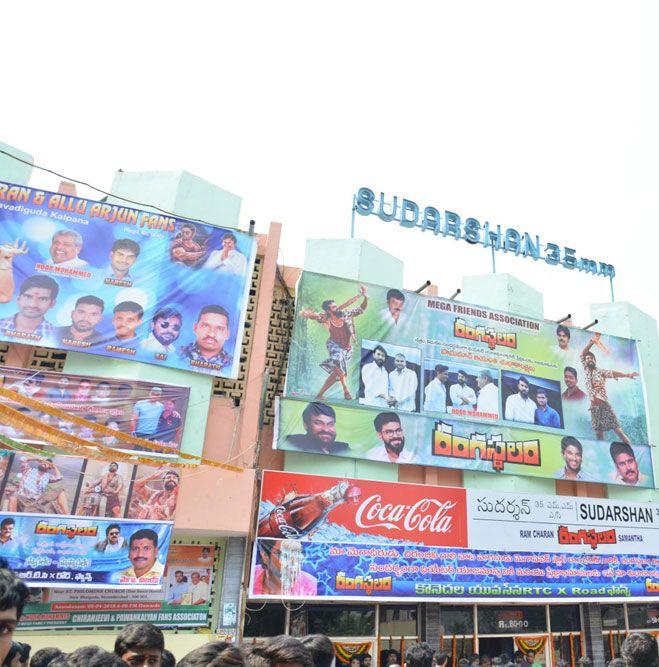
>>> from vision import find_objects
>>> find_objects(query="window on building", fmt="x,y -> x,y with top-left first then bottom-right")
600,605 -> 626,630
628,604 -> 659,630
244,602 -> 286,637
380,606 -> 418,637
550,605 -> 581,633
290,605 -> 376,637
477,606 -> 546,635
439,606 -> 474,636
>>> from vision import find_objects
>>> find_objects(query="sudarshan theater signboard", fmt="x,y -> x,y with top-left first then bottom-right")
249,471 -> 659,603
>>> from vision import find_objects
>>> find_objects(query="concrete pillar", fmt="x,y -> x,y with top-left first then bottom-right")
0,141 -> 33,185
219,536 -> 246,639
590,302 -> 659,503
62,170 -> 243,459
459,273 -> 555,494
582,603 -> 606,667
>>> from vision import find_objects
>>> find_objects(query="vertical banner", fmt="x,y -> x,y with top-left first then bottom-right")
0,182 -> 257,378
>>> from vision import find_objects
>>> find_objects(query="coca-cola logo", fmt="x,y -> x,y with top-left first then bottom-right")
354,494 -> 457,533
272,505 -> 301,539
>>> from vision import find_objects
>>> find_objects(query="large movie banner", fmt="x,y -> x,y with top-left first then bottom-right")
0,182 -> 257,378
275,397 -> 654,488
0,366 -> 189,454
21,544 -> 217,628
0,449 -> 180,588
249,471 -> 659,603
283,272 -> 651,479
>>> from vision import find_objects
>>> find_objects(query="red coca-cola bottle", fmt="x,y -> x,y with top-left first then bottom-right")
258,481 -> 361,539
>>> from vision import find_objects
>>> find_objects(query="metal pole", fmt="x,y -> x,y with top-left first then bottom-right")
350,195 -> 357,239
610,276 -> 615,303
490,243 -> 496,274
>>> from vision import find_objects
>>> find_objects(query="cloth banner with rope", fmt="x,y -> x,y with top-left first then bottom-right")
333,642 -> 373,664
514,636 -> 547,654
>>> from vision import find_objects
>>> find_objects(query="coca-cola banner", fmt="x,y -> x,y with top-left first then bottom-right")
284,271 -> 651,470
275,397 -> 654,488
250,471 -> 659,602
0,366 -> 189,454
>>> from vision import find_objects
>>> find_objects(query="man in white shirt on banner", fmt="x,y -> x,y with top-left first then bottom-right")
388,354 -> 418,412
379,289 -> 408,329
360,345 -> 391,408
424,364 -> 449,413
368,412 -> 415,464
190,571 -> 209,605
48,230 -> 89,269
449,370 -> 477,411
476,370 -> 499,417
504,375 -> 537,423
203,232 -> 247,275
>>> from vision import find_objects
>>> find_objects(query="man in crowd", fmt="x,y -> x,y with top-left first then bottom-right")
504,376 -> 537,424
56,295 -> 105,347
476,370 -> 499,416
285,402 -> 349,454
582,333 -> 639,444
179,305 -> 232,370
48,229 -> 89,268
114,622 -> 165,667
109,301 -> 143,347
0,275 -> 59,340
190,571 -> 209,605
177,642 -> 243,667
555,436 -> 589,481
122,530 -> 164,582
301,635 -> 334,667
388,353 -> 418,411
562,366 -> 587,402
449,369 -> 477,411
424,364 -> 449,413
621,632 -> 658,667
0,562 -> 29,664
203,232 -> 247,275
534,388 -> 561,427
167,570 -> 189,605
360,345 -> 391,408
369,412 -> 414,464
380,288 -> 407,329
433,652 -> 449,667
298,286 -> 368,400
95,524 -> 127,553
106,238 -> 140,283
131,387 -> 165,440
244,633 -> 313,667
406,643 -> 434,667
140,307 -> 183,355
610,442 -> 646,486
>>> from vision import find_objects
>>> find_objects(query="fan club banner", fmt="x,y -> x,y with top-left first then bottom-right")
0,366 -> 190,454
0,449 -> 180,589
284,271 -> 650,463
249,470 -> 659,602
20,544 -> 217,628
0,182 -> 257,378
275,397 -> 654,488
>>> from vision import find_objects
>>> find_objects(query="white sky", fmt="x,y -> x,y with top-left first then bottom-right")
2,1 -> 658,326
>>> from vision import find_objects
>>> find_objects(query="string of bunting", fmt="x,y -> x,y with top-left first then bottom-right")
0,387 -> 244,472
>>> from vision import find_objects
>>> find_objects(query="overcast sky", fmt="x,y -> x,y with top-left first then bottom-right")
2,1 -> 658,327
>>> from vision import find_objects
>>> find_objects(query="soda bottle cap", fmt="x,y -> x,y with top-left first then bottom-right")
345,484 -> 362,504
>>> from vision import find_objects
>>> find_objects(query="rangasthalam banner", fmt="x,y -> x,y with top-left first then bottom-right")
275,396 -> 654,488
0,366 -> 189,454
21,544 -> 217,628
0,449 -> 180,588
0,182 -> 256,378
285,272 -> 649,447
250,470 -> 659,602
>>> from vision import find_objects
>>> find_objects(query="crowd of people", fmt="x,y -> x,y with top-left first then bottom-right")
0,557 -> 657,667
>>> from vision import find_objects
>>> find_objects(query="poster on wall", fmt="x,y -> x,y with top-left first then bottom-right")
275,397 -> 654,488
0,182 -> 257,378
20,544 -> 218,628
282,271 -> 651,482
0,449 -> 179,588
249,470 -> 659,603
0,366 -> 190,454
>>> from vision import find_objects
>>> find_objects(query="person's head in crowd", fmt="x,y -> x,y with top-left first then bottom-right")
406,643 -> 434,667
524,652 -> 535,665
150,308 -> 182,348
299,638 -> 334,667
556,324 -> 571,349
4,640 -> 30,666
513,653 -> 524,665
0,560 -> 30,664
112,301 -> 143,341
386,651 -> 401,666
301,402 -> 337,446
362,655 -> 372,667
29,646 -> 64,667
468,654 -> 480,667
349,658 -> 361,667
433,652 -> 449,667
386,289 -> 405,321
577,658 -> 592,667
159,650 -> 176,667
498,654 -> 510,665
621,632 -> 659,667
51,646 -> 126,666
114,623 -> 164,666
607,660 -> 624,667
177,643 -> 244,667
457,660 -> 470,667
109,239 -> 141,279
491,659 -> 502,667
481,657 -> 492,667
610,441 -> 641,485
244,635 -> 313,667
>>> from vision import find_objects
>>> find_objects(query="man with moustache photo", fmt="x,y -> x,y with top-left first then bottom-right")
285,402 -> 350,454
504,375 -> 537,424
56,295 -> 105,347
140,306 -> 183,355
368,412 -> 414,464
179,304 -> 232,370
121,529 -> 164,582
360,344 -> 391,408
133,470 -> 180,521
